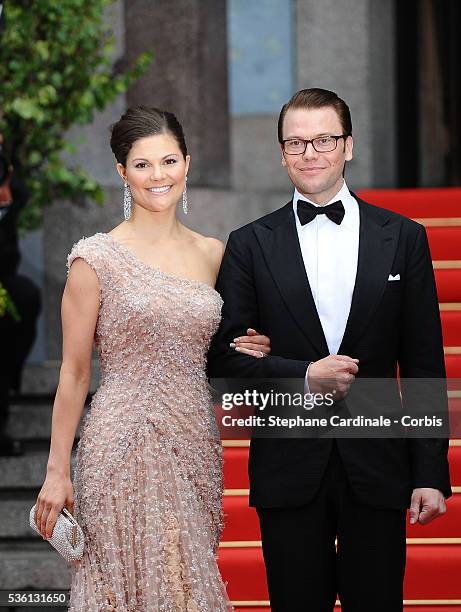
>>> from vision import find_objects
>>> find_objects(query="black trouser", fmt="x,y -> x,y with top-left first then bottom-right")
0,273 -> 41,432
257,443 -> 407,612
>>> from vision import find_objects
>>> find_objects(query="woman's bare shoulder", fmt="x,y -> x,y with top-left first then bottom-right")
189,231 -> 224,260
181,228 -> 224,276
67,255 -> 99,283
202,235 -> 225,258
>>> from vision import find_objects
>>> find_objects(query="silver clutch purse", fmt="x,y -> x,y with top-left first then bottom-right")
29,504 -> 84,562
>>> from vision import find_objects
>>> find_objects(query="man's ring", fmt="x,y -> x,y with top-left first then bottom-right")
258,351 -> 266,358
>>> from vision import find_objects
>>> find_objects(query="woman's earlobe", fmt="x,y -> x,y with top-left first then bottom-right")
116,162 -> 127,182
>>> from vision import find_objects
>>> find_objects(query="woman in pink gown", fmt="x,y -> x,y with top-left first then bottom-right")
33,107 -> 270,611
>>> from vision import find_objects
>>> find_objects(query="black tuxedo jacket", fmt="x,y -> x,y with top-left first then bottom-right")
207,196 -> 452,510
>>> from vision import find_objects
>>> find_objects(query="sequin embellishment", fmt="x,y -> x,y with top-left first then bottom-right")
66,233 -> 232,611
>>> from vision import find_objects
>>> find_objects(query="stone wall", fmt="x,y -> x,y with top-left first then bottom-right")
36,0 -> 397,364
294,0 -> 396,188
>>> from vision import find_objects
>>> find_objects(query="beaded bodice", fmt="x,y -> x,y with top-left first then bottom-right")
67,233 -> 224,522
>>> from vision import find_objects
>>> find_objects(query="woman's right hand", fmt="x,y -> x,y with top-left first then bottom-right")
34,472 -> 74,540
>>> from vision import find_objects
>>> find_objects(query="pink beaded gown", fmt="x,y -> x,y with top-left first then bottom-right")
66,233 -> 231,611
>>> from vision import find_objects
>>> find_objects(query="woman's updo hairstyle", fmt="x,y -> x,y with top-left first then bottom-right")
110,106 -> 187,166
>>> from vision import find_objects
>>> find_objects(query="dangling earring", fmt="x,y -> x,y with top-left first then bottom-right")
182,176 -> 188,215
123,182 -> 132,220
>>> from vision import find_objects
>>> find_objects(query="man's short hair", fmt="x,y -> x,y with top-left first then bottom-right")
278,88 -> 352,143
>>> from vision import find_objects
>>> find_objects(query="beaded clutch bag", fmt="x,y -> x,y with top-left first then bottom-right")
29,504 -> 84,562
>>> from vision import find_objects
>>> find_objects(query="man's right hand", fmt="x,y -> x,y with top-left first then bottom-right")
308,354 -> 359,398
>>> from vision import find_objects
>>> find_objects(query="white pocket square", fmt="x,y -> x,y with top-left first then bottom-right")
388,274 -> 400,281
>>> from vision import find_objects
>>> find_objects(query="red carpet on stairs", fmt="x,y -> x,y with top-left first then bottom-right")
233,607 -> 461,611
441,311 -> 461,345
435,269 -> 461,302
221,441 -> 461,607
222,445 -> 461,495
221,188 -> 461,610
357,187 -> 461,218
426,227 -> 461,261
221,488 -> 461,542
445,356 -> 461,378
449,399 -> 461,438
218,543 -> 461,600
223,447 -> 250,489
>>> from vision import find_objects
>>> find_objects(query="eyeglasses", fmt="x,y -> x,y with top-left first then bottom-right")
282,134 -> 350,155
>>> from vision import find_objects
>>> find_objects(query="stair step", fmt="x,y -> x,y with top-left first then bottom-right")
223,497 -> 260,542
357,188 -> 461,219
399,608 -> 461,612
446,356 -> 461,378
4,491 -> 461,547
0,499 -> 36,539
223,446 -> 461,491
221,494 -> 461,542
449,446 -> 461,486
442,311 -> 461,345
0,607 -> 67,612
435,268 -> 461,302
449,399 -> 461,439
218,545 -> 461,600
218,548 -> 268,601
224,448 -> 250,489
5,405 -> 86,441
235,607 -> 461,611
2,446 -> 457,525
234,608 -> 269,611
0,543 -> 70,590
426,227 -> 461,261
20,361 -> 100,396
0,451 -> 76,489
405,545 -> 461,599
1,545 -> 460,607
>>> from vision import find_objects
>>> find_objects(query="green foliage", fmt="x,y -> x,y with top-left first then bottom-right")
0,282 -> 20,321
0,1 -> 152,230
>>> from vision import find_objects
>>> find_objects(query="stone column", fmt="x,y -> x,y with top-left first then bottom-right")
43,0 -> 127,361
294,0 -> 396,189
124,0 -> 230,187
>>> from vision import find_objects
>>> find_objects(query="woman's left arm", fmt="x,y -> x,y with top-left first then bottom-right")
207,237 -> 271,360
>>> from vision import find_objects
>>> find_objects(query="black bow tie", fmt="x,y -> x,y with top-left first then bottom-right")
297,199 -> 345,226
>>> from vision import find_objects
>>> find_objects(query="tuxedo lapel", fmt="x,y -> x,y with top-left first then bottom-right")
338,198 -> 401,354
254,203 -> 329,357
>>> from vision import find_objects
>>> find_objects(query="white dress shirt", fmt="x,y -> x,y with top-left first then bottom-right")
293,179 -> 360,357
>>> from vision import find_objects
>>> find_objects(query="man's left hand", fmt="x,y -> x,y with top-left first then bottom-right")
409,487 -> 446,525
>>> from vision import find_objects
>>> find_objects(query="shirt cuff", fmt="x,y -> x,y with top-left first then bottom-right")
304,362 -> 313,394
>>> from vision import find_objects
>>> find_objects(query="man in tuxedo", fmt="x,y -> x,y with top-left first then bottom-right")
207,88 -> 451,611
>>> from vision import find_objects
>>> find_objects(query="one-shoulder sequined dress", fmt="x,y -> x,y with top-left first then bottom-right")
66,233 -> 231,611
